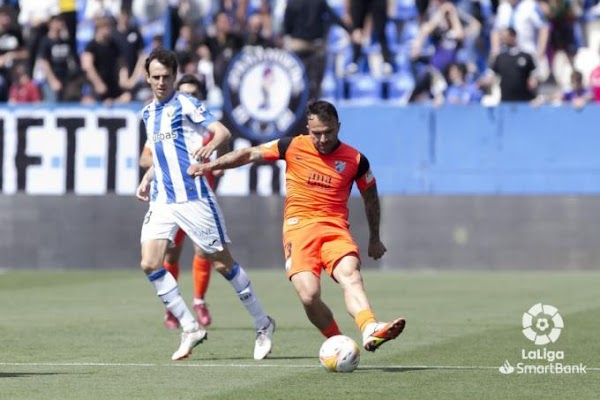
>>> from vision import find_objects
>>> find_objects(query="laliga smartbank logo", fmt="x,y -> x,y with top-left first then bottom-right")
499,303 -> 587,375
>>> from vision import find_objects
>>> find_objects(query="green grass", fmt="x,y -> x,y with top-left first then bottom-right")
1,269 -> 599,399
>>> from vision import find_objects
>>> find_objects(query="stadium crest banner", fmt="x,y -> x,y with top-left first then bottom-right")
222,47 -> 309,142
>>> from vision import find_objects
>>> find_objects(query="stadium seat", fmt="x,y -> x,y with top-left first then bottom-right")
320,71 -> 343,101
342,73 -> 382,101
382,71 -> 414,102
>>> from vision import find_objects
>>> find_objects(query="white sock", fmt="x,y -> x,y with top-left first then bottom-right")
147,268 -> 198,332
225,263 -> 269,329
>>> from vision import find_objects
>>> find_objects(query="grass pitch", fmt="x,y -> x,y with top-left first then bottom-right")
0,269 -> 598,399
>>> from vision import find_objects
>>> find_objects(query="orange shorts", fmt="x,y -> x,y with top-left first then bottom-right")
282,222 -> 360,279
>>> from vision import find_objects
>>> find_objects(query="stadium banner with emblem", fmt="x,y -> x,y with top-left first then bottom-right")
221,47 -> 309,142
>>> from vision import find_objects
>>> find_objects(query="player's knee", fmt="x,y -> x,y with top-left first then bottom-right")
297,288 -> 321,307
140,259 -> 162,273
212,260 -> 230,276
207,248 -> 235,276
336,267 -> 363,288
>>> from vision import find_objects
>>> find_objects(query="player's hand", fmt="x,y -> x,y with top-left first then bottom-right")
212,169 -> 224,177
187,164 -> 207,177
136,179 -> 150,202
368,239 -> 387,260
192,143 -> 216,162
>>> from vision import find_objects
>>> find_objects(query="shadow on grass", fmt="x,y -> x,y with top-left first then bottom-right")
0,372 -> 68,378
358,366 -> 441,373
201,355 -> 314,361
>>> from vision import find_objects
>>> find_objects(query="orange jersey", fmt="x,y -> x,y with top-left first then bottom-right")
259,135 -> 376,231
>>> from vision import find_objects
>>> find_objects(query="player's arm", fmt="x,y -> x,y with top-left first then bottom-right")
139,145 -> 152,169
192,120 -> 232,161
136,165 -> 154,202
188,146 -> 265,177
356,154 -> 387,260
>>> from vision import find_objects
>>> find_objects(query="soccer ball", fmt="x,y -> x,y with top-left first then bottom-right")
319,335 -> 360,373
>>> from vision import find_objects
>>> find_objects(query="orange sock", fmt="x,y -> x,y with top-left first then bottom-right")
321,320 -> 342,338
192,255 -> 211,300
163,261 -> 179,281
355,309 -> 377,333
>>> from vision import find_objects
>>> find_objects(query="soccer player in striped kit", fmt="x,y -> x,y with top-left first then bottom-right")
136,48 -> 275,361
140,74 -> 219,330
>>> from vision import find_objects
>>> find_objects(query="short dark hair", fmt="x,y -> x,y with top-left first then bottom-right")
306,100 -> 339,124
177,74 -> 202,89
144,47 -> 178,75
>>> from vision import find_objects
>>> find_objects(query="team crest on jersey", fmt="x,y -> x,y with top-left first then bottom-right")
335,161 -> 346,173
190,105 -> 206,123
222,47 -> 309,142
164,105 -> 175,119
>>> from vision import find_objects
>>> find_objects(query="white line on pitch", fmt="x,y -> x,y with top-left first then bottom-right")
0,362 -> 598,371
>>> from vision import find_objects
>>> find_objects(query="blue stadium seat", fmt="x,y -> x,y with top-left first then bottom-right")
327,25 -> 350,54
320,71 -> 343,101
343,73 -> 382,101
327,0 -> 346,16
383,72 -> 414,101
393,0 -> 418,21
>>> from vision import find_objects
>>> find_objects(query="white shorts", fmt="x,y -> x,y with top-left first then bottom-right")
140,198 -> 231,254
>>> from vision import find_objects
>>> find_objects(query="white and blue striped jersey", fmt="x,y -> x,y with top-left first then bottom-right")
142,92 -> 218,204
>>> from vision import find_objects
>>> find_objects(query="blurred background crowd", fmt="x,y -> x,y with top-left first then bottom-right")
1,0 -> 600,107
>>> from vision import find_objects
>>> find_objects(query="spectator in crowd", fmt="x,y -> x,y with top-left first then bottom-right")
17,0 -> 59,77
0,5 -> 28,102
175,23 -> 199,55
8,61 -> 41,103
36,15 -> 82,102
443,61 -> 483,104
491,0 -> 550,81
485,27 -> 538,102
84,0 -> 122,20
555,70 -> 593,107
344,0 -> 394,76
113,8 -> 146,100
81,16 -> 130,104
202,11 -> 244,88
283,0 -> 349,100
543,0 -> 580,89
220,0 -> 249,32
245,12 -> 273,48
588,46 -> 600,102
195,42 -> 218,103
58,0 -> 78,61
580,0 -> 600,50
164,0 -> 211,50
409,0 -> 475,102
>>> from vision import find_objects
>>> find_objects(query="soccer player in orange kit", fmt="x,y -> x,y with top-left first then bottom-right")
187,100 -> 405,351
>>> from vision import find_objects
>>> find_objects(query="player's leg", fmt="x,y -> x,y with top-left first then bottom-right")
290,271 -> 342,338
207,246 -> 275,360
162,229 -> 186,329
348,0 -> 369,70
323,226 -> 406,352
140,206 -> 206,360
285,227 -> 342,338
174,198 -> 274,360
191,244 -> 212,327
